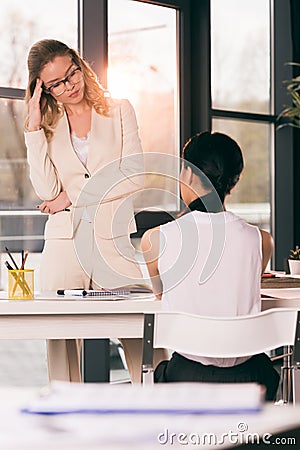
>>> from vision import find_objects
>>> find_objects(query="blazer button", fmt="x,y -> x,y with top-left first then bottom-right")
84,173 -> 90,179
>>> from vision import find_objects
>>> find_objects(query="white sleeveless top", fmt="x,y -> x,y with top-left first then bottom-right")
158,210 -> 262,367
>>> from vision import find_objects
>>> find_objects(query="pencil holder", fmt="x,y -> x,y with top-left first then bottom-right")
8,269 -> 34,300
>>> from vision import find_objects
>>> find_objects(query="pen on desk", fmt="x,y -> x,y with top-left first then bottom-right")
5,246 -> 19,269
57,289 -> 129,297
57,289 -> 87,296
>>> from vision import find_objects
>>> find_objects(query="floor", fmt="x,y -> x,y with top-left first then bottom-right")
0,338 -> 130,387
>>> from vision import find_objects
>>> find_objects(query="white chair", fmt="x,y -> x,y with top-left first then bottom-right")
141,308 -> 300,403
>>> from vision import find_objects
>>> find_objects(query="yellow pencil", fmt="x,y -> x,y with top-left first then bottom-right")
11,250 -> 30,296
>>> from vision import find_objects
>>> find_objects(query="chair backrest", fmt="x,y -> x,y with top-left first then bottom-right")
151,307 -> 299,358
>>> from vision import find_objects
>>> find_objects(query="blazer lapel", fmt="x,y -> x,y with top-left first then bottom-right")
87,107 -> 121,174
53,110 -> 87,173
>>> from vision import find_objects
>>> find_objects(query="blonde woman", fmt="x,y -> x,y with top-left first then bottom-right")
24,39 -> 165,383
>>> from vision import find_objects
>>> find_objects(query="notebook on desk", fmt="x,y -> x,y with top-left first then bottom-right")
56,284 -> 153,299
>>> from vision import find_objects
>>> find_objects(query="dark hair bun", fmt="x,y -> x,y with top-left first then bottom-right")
182,131 -> 244,201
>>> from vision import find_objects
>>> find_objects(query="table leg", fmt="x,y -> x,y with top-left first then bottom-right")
83,339 -> 110,382
282,345 -> 292,403
293,367 -> 300,404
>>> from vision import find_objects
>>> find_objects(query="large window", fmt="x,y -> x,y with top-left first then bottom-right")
211,0 -> 270,114
108,0 -> 180,212
211,0 -> 272,232
0,0 -> 78,254
0,0 -> 77,89
0,0 -> 77,209
212,118 -> 271,230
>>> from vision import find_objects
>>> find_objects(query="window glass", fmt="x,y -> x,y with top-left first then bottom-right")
0,98 -> 47,252
0,99 -> 38,209
0,0 -> 77,88
108,0 -> 179,211
211,0 -> 270,114
212,118 -> 271,232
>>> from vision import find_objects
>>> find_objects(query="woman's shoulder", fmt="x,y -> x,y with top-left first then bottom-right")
107,97 -> 132,110
105,97 -> 136,118
141,226 -> 160,258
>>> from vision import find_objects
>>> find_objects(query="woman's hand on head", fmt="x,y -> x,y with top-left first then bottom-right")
37,191 -> 72,215
27,78 -> 43,132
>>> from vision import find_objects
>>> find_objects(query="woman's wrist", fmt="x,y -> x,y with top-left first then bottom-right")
25,125 -> 42,132
25,120 -> 42,132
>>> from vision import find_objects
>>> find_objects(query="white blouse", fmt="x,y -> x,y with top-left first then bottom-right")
71,131 -> 91,222
71,131 -> 91,167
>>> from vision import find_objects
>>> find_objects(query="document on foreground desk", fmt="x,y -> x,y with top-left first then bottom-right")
21,381 -> 264,415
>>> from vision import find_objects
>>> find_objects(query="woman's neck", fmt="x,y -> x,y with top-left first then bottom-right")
64,100 -> 90,117
188,192 -> 224,213
65,102 -> 92,138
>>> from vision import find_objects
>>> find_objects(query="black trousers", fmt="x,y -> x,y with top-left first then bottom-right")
154,352 -> 280,401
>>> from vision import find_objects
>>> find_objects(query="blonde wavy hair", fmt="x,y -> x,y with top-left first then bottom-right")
25,39 -> 111,142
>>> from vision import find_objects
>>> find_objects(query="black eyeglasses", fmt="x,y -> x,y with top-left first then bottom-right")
43,67 -> 83,96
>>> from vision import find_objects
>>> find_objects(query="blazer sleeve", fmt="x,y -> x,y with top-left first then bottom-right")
118,99 -> 144,191
25,129 -> 62,201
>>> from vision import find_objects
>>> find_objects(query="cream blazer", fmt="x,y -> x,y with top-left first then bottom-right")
25,99 -> 144,241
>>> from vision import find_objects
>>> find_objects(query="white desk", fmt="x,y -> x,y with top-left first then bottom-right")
0,291 -> 163,382
1,289 -> 299,339
1,386 -> 300,450
0,291 -> 162,340
1,290 -> 299,385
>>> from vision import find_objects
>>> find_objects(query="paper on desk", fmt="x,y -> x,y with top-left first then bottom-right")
275,274 -> 300,279
261,287 -> 300,299
21,381 -> 263,415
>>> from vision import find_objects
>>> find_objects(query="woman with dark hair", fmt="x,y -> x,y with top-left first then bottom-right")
24,39 -> 166,383
141,131 -> 279,401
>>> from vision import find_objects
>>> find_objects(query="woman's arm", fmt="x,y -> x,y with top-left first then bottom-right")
25,79 -> 61,200
37,191 -> 72,214
141,227 -> 163,300
260,229 -> 274,274
118,99 -> 144,194
26,131 -> 62,200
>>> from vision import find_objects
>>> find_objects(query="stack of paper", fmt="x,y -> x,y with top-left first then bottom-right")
21,381 -> 264,415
